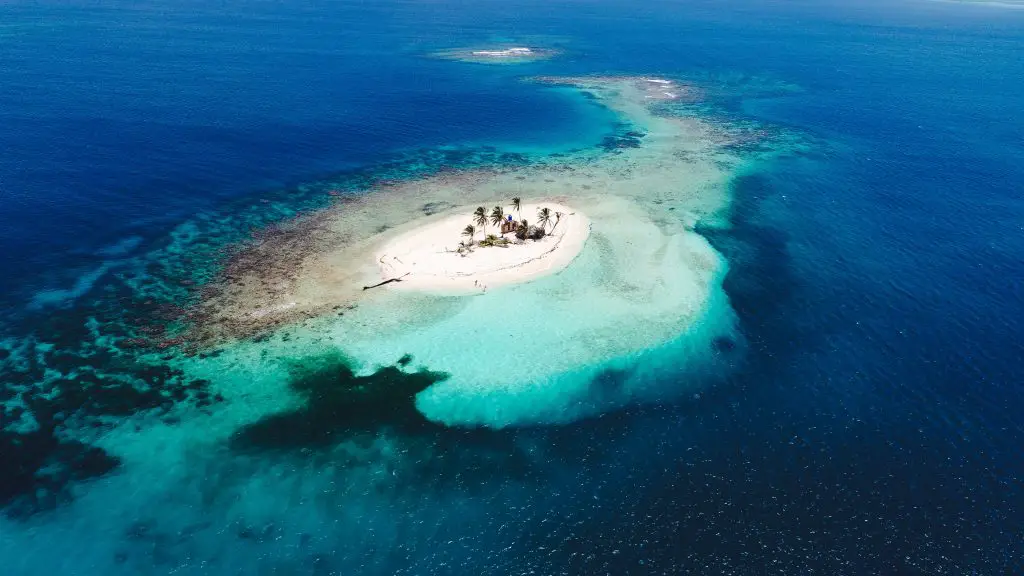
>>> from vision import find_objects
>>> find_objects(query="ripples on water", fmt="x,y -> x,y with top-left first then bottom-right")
1,0 -> 1022,574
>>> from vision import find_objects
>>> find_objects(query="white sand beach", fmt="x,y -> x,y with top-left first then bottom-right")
375,202 -> 588,294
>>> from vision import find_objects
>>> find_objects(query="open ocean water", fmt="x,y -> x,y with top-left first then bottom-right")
1,0 -> 1022,574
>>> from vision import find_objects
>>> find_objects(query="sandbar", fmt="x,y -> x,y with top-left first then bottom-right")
430,46 -> 559,64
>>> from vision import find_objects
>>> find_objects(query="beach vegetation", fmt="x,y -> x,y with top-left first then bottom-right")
549,211 -> 563,234
490,206 -> 505,230
473,206 -> 488,233
537,207 -> 552,231
514,219 -> 545,241
478,234 -> 511,247
461,204 -> 553,248
514,219 -> 529,240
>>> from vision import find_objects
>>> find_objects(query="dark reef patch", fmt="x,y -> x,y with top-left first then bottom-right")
598,125 -> 646,152
0,430 -> 120,519
697,172 -> 811,376
228,352 -> 540,492
231,353 -> 449,450
421,201 -> 455,216
1,262 -> 214,518
711,335 -> 736,353
585,366 -> 636,406
1,144 -> 554,518
1,350 -> 212,518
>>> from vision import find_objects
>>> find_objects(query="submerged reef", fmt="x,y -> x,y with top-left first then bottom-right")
0,336 -> 214,517
1,425 -> 119,519
0,74 -> 792,518
226,352 -> 540,496
600,129 -> 646,151
177,75 -> 775,428
182,76 -> 758,347
0,143 -> 534,517
231,353 -> 449,450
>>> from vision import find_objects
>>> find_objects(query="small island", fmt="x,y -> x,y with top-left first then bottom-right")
430,46 -> 559,64
375,198 -> 588,293
180,74 -> 744,348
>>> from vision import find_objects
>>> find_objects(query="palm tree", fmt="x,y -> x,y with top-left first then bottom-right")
512,197 -> 522,218
473,206 -> 488,234
462,224 -> 476,244
490,205 -> 505,232
536,207 -> 552,231
549,211 -> 563,234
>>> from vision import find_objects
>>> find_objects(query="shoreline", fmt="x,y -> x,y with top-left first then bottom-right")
375,202 -> 589,294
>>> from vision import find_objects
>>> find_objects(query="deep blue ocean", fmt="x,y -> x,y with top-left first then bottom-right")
1,0 -> 1022,574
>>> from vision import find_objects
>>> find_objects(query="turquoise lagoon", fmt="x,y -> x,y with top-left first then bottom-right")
2,0 -> 1021,574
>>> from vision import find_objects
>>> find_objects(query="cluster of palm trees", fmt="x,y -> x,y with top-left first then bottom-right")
461,197 -> 562,246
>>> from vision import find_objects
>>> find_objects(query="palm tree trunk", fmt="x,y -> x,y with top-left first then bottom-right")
549,217 -> 561,235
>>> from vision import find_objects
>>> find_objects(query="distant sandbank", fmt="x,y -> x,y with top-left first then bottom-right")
430,45 -> 559,64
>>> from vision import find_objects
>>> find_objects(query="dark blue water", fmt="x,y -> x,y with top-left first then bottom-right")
1,0 -> 1022,573
0,0 -> 613,304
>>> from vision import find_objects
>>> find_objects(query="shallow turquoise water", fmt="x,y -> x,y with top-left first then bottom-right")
1,0 -> 1022,574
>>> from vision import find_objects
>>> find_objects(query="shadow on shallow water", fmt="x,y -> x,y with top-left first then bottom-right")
0,145 -> 545,520
230,353 -> 449,450
227,352 -> 549,492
